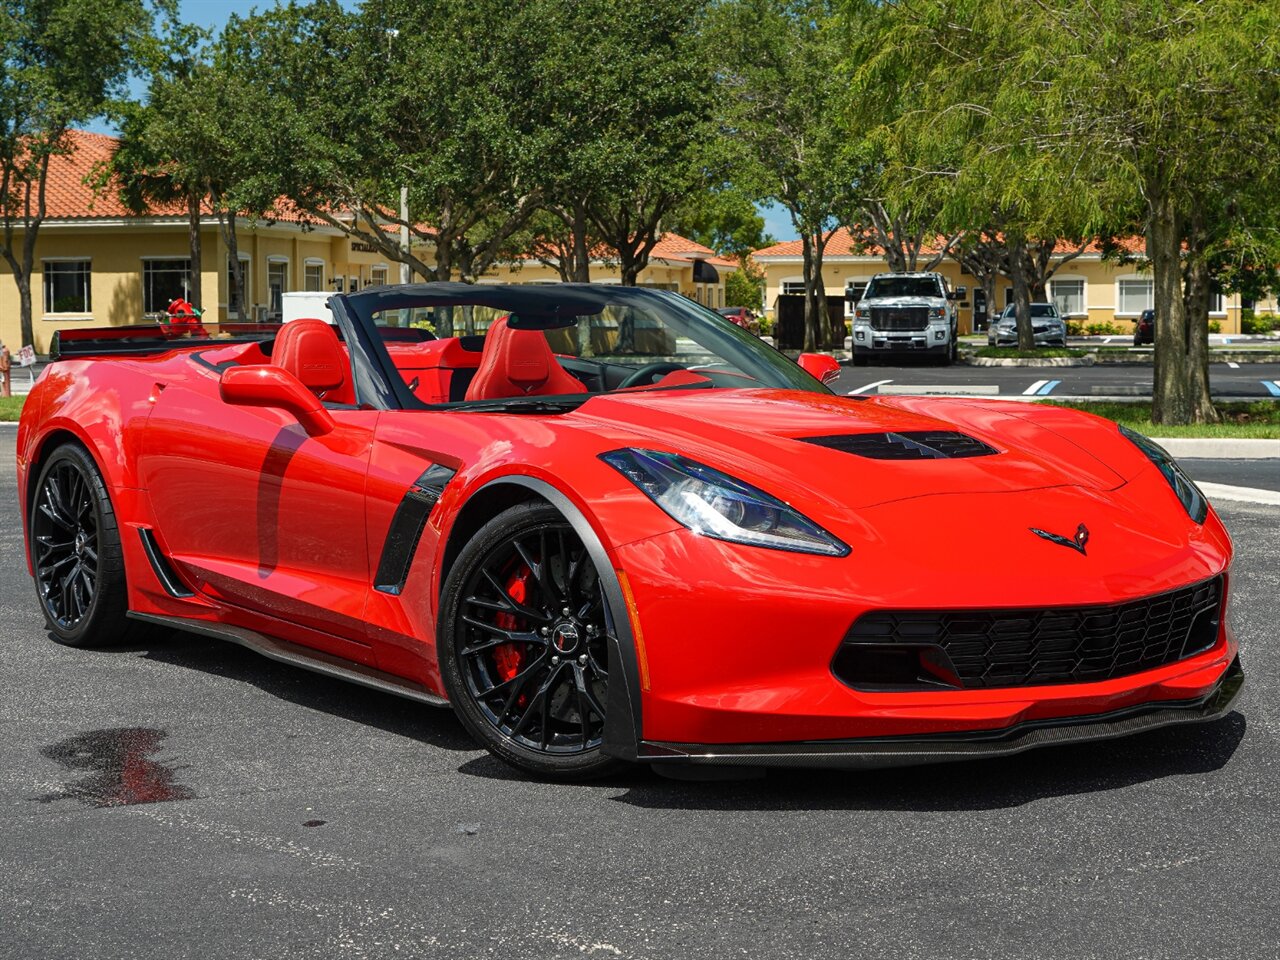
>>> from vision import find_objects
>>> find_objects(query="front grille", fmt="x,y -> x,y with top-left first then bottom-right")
833,576 -> 1223,690
869,306 -> 930,332
802,431 -> 998,460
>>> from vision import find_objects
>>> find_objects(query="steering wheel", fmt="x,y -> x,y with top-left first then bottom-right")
617,362 -> 687,389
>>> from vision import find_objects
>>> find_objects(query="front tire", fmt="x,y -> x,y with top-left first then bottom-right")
29,443 -> 134,647
439,502 -> 623,780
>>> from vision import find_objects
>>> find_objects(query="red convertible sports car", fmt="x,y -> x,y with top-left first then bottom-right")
18,283 -> 1241,779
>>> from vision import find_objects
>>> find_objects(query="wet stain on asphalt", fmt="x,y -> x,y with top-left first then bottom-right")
302,819 -> 326,828
34,728 -> 195,808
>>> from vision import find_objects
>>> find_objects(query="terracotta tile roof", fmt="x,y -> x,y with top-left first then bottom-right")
43,129 -> 316,224
523,231 -> 737,270
754,227 -> 1143,259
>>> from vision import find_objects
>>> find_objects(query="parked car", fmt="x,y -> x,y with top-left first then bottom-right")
988,302 -> 1068,348
1134,308 -> 1155,346
851,271 -> 960,366
21,283 -> 1240,780
716,306 -> 760,334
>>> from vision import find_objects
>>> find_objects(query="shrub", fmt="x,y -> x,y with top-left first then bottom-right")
1066,320 -> 1085,336
1085,321 -> 1124,336
1241,313 -> 1279,335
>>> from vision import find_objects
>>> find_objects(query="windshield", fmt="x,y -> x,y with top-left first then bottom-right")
863,277 -> 945,299
341,284 -> 827,410
1000,304 -> 1060,319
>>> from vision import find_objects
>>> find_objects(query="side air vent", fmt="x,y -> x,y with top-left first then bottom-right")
801,431 -> 998,460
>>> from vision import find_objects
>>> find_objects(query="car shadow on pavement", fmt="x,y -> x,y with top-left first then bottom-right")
604,713 -> 1248,812
137,628 -> 478,753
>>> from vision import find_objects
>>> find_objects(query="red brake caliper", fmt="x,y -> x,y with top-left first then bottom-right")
492,566 -> 532,685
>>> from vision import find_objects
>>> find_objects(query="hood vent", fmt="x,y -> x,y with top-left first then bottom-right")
801,431 -> 999,460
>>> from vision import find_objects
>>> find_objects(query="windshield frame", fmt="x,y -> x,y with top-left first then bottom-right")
335,282 -> 831,412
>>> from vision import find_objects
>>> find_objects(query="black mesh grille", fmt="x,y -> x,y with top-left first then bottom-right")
802,431 -> 998,460
835,577 -> 1224,690
870,306 -> 930,331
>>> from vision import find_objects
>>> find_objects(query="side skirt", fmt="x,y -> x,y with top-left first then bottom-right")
128,611 -> 451,708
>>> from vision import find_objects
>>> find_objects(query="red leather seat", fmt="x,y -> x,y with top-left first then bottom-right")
272,319 -> 356,405
465,317 -> 586,401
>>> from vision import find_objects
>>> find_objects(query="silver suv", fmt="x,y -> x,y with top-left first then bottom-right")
851,272 -> 959,366
988,303 -> 1067,348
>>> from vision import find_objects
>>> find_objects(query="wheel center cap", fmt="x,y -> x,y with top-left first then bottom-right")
551,620 -> 581,655
74,531 -> 87,556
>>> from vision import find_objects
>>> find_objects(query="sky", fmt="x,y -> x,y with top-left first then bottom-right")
92,0 -> 799,242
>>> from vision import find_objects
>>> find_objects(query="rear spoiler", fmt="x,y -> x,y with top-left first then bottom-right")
50,322 -> 284,360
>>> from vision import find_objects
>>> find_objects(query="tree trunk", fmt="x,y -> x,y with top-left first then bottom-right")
1183,210 -> 1219,424
220,214 -> 246,320
812,235 -> 832,350
16,271 -> 33,351
187,191 -> 203,311
801,232 -> 818,352
1007,234 -> 1034,351
571,203 -> 591,282
1149,192 -> 1192,425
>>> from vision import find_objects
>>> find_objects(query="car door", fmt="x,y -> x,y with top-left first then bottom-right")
139,377 -> 378,665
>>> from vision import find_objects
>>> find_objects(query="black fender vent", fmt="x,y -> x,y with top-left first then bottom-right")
801,431 -> 998,460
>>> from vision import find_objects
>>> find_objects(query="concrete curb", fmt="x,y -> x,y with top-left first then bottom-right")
1199,481 -> 1280,506
1153,438 -> 1280,459
964,355 -> 1094,367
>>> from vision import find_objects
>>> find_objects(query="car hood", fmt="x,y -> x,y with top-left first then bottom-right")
567,389 -> 1127,515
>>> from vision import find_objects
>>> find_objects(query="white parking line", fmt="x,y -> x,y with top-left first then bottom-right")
1227,361 -> 1240,369
1198,482 -> 1280,507
1023,379 -> 1049,395
847,379 -> 892,395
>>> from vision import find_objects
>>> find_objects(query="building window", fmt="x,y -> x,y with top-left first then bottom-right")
228,257 -> 250,318
781,280 -> 805,295
43,260 -> 91,314
267,260 -> 288,319
1050,278 -> 1085,316
143,259 -> 192,315
1209,291 -> 1225,314
370,266 -> 388,287
1118,278 -> 1154,315
304,262 -> 324,292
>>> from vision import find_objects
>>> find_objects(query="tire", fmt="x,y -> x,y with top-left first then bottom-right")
29,442 -> 138,648
851,353 -> 869,367
439,501 -> 623,780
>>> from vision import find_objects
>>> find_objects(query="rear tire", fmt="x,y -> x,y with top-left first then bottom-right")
29,443 -> 137,648
439,502 -> 624,780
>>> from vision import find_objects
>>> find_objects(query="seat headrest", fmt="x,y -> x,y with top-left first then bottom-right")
274,319 -> 345,392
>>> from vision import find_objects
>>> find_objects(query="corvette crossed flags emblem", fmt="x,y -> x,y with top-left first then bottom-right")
1030,523 -> 1090,556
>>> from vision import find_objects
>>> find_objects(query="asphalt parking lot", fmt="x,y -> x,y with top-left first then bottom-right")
1,432 -> 1277,959
832,360 -> 1280,400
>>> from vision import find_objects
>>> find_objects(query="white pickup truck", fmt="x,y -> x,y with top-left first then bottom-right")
850,272 -> 960,366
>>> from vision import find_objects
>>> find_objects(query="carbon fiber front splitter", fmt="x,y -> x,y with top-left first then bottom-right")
639,657 -> 1244,770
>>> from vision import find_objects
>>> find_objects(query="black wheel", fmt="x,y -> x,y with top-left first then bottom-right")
30,443 -> 135,647
439,502 -> 623,780
851,353 -> 868,367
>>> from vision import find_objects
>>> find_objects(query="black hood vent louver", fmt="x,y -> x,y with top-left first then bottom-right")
801,431 -> 999,460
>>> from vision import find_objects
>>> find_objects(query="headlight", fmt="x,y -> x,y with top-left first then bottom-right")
929,307 -> 946,319
600,448 -> 850,556
1119,425 -> 1208,523
855,307 -> 870,320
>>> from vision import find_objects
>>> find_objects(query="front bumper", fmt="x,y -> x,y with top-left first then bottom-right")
639,657 -> 1243,769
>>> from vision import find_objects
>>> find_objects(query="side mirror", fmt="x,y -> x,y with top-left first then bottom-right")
797,352 -> 841,385
947,290 -> 963,300
219,365 -> 336,437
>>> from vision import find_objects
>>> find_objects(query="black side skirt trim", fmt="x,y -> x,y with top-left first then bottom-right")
641,657 -> 1244,769
127,611 -> 450,707
374,464 -> 456,595
137,528 -> 195,598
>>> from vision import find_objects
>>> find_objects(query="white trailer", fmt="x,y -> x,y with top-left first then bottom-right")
281,291 -> 335,324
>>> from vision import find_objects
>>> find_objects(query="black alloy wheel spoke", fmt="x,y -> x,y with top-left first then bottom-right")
34,463 -> 100,629
459,522 -> 611,755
